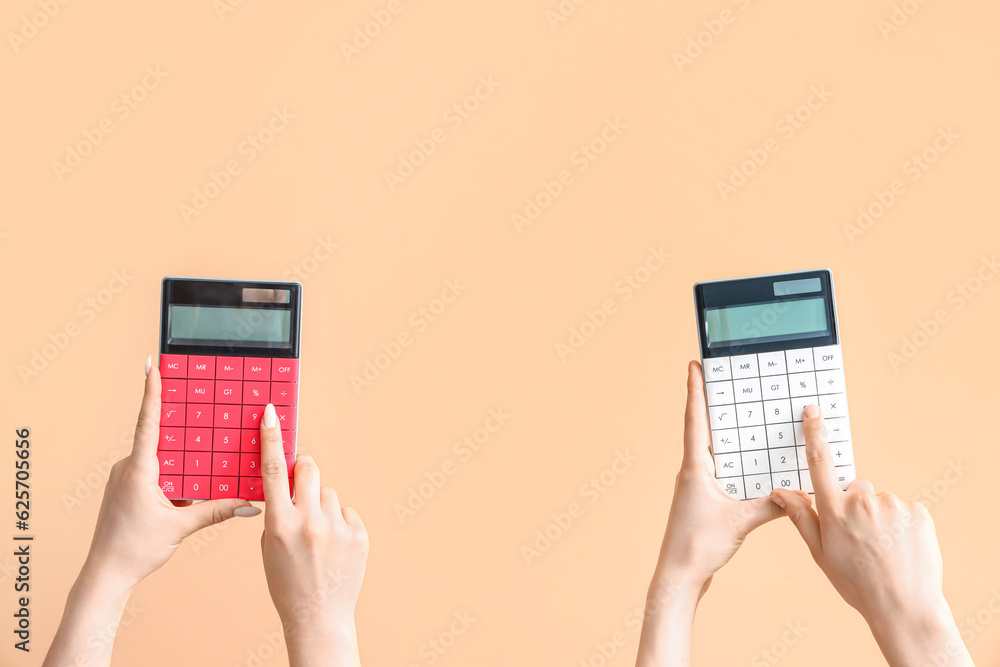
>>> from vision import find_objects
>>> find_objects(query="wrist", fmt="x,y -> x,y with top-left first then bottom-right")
866,596 -> 971,667
72,558 -> 136,607
283,617 -> 360,667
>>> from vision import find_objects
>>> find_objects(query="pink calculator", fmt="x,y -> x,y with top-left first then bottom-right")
156,277 -> 302,501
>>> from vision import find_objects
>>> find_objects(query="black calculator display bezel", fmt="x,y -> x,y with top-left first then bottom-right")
694,269 -> 838,359
159,277 -> 302,358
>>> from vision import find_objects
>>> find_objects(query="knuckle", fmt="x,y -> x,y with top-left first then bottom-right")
805,447 -> 826,465
261,461 -> 285,478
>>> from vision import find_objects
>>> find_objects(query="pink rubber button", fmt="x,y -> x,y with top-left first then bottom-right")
216,357 -> 244,380
187,379 -> 214,403
241,430 -> 261,453
184,428 -> 213,451
269,382 -> 296,406
157,452 -> 183,475
185,405 -> 214,427
184,452 -> 211,475
212,452 -> 238,476
274,406 -> 297,431
215,405 -> 240,428
271,359 -> 299,381
187,356 -> 216,379
242,405 -> 264,428
213,429 -> 240,451
159,427 -> 184,450
244,358 -> 271,381
243,381 -> 269,404
240,453 -> 261,476
215,380 -> 241,404
282,431 -> 296,455
184,476 -> 210,499
158,476 -> 182,498
239,477 -> 264,501
161,404 -> 185,427
210,477 -> 239,499
159,354 -> 187,378
161,379 -> 186,403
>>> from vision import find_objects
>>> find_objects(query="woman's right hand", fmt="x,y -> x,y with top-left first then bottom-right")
259,403 -> 369,667
771,405 -> 974,667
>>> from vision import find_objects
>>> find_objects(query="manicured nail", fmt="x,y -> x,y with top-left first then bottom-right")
263,403 -> 277,428
145,355 -> 152,376
803,404 -> 819,419
234,506 -> 261,518
770,493 -> 786,509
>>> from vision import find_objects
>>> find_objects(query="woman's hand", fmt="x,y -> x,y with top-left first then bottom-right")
44,357 -> 258,667
260,403 -> 369,667
635,361 -> 795,667
83,358 -> 259,590
652,360 -> 792,593
770,405 -> 974,667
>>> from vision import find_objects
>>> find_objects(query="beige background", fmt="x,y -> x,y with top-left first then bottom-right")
2,1 -> 999,665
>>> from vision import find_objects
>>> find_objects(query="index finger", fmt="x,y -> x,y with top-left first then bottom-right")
260,403 -> 293,512
802,404 -> 842,514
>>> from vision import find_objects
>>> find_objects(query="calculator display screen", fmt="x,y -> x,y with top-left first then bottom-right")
168,305 -> 291,345
705,297 -> 828,347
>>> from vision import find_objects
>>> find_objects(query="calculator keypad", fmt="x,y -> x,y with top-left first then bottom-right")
706,345 -> 855,500
157,354 -> 297,501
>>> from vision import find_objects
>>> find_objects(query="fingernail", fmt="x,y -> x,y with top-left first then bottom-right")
234,506 -> 261,518
263,403 -> 277,428
803,404 -> 819,419
771,494 -> 786,509
145,355 -> 152,376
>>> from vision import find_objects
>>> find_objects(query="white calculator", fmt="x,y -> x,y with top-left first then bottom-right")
693,269 -> 856,500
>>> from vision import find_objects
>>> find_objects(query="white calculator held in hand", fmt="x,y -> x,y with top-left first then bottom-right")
693,269 -> 856,500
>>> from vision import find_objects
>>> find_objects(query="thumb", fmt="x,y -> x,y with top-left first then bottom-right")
733,495 -> 786,535
179,499 -> 260,535
770,489 -> 822,560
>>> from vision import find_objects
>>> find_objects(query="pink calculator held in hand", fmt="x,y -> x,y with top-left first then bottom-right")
156,277 -> 302,502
